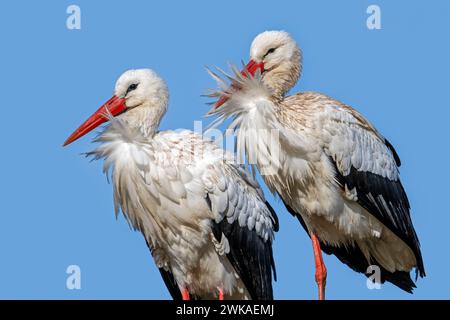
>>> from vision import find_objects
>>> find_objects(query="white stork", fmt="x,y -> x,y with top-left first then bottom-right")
63,68 -> 279,300
208,30 -> 425,299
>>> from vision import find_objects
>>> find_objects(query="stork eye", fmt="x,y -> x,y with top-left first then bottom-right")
264,48 -> 276,57
126,83 -> 139,95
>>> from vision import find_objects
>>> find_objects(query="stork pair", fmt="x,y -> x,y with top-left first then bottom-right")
64,31 -> 425,300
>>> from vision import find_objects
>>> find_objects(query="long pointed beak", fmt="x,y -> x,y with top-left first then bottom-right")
214,59 -> 264,108
63,95 -> 126,146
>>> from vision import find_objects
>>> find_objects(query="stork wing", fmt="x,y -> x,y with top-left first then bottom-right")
318,104 -> 425,277
204,163 -> 278,300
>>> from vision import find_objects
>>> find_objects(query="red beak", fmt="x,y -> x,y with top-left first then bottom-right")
214,59 -> 264,108
63,95 -> 127,146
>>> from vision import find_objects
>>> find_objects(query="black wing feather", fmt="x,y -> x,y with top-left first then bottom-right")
209,197 -> 277,300
384,138 -> 401,166
158,268 -> 182,300
330,156 -> 425,279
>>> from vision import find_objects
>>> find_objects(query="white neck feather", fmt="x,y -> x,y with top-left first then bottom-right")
119,101 -> 167,138
208,67 -> 311,191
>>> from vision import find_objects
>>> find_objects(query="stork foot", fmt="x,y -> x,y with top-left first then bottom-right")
219,289 -> 224,300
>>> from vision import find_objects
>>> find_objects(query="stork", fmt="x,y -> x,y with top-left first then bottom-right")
63,68 -> 278,300
208,30 -> 425,299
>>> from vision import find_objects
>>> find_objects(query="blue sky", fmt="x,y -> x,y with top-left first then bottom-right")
0,0 -> 448,299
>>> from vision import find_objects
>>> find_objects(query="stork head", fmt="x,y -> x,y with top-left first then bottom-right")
114,69 -> 169,110
63,68 -> 168,146
215,31 -> 302,107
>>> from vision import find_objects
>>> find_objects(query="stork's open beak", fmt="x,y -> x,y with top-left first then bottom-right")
214,59 -> 265,108
63,95 -> 126,146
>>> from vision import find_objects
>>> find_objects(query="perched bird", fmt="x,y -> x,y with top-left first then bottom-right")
63,68 -> 279,300
208,30 -> 425,299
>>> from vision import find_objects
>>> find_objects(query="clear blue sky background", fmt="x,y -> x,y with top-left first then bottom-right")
0,0 -> 448,299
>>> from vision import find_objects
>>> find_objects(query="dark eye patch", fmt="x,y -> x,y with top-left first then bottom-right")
264,48 -> 276,58
126,83 -> 139,96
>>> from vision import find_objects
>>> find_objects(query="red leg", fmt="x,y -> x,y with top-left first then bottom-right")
311,232 -> 327,300
181,288 -> 190,300
219,289 -> 224,300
